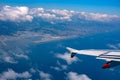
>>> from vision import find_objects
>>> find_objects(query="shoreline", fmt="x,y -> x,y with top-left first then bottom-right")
33,36 -> 80,44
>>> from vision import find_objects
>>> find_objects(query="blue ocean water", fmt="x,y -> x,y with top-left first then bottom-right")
28,31 -> 120,80
1,31 -> 120,80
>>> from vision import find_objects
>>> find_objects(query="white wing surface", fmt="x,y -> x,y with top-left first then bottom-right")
66,47 -> 120,69
66,47 -> 120,61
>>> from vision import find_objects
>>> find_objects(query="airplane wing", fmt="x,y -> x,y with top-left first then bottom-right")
66,47 -> 120,69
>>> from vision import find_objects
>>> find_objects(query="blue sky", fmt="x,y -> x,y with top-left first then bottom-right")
0,0 -> 120,15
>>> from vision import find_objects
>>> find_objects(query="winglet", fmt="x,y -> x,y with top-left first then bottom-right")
66,47 -> 78,58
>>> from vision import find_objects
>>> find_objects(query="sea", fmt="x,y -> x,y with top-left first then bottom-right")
1,30 -> 120,80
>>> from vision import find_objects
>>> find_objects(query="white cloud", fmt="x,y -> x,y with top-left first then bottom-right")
79,12 -> 119,22
30,68 -> 36,73
0,38 -> 30,63
0,31 -> 39,63
66,72 -> 92,80
3,56 -> 17,64
57,61 -> 68,70
51,9 -> 73,21
18,71 -> 31,78
51,66 -> 61,71
0,5 -> 33,21
0,5 -> 119,22
30,8 -> 72,21
0,69 -> 31,80
38,13 -> 56,19
30,8 -> 44,14
39,71 -> 51,80
14,54 -> 29,60
61,65 -> 68,70
56,52 -> 79,64
51,60 -> 68,71
51,9 -> 71,16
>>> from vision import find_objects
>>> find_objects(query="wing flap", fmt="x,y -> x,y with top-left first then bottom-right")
97,57 -> 120,62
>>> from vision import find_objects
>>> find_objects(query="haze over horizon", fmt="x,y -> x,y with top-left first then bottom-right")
0,0 -> 120,15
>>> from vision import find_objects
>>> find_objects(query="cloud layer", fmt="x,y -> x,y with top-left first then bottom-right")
0,5 -> 119,22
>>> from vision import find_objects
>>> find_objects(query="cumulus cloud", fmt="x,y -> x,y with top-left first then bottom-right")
51,61 -> 68,71
51,66 -> 61,71
56,52 -> 79,64
66,72 -> 92,80
37,13 -> 56,19
39,71 -> 52,80
30,8 -> 44,14
0,31 -> 35,64
14,54 -> 29,60
51,65 -> 68,71
0,5 -> 119,22
0,5 -> 33,21
30,68 -> 36,73
0,69 -> 31,80
0,37 -> 30,64
3,56 -> 17,64
57,60 -> 68,70
51,9 -> 73,21
51,9 -> 71,16
79,12 -> 119,22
